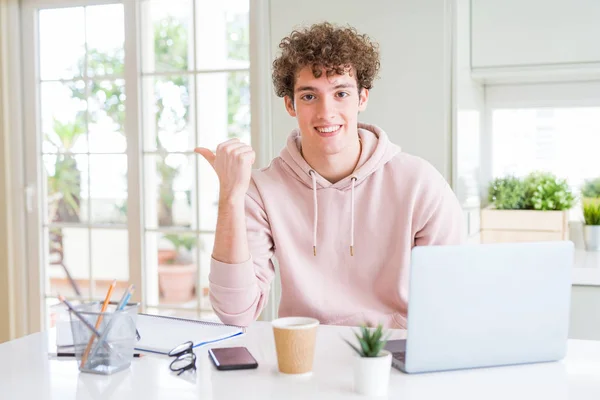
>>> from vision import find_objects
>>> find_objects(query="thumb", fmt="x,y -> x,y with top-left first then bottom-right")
194,147 -> 216,168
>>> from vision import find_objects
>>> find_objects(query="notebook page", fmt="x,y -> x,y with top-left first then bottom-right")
134,314 -> 244,354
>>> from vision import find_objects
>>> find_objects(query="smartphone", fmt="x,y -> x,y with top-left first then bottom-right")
208,346 -> 259,371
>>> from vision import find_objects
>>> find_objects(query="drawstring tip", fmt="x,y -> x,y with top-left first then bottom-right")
350,246 -> 354,256
313,246 -> 317,256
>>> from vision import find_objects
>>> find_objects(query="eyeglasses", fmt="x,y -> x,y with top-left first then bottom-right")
168,341 -> 197,376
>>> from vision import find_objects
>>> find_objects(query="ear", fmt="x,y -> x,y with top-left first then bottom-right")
284,96 -> 297,117
358,88 -> 369,112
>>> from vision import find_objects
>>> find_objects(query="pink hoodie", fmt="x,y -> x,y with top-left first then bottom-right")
209,123 -> 465,328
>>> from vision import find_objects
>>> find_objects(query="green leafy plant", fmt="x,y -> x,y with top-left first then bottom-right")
581,178 -> 600,199
48,155 -> 80,218
524,172 -> 575,211
488,176 -> 526,210
46,119 -> 85,222
583,198 -> 600,226
344,324 -> 389,358
488,172 -> 575,211
164,234 -> 196,252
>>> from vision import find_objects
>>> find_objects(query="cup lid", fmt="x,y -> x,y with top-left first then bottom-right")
272,317 -> 320,329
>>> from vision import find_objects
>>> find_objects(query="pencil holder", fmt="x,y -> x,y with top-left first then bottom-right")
69,302 -> 139,375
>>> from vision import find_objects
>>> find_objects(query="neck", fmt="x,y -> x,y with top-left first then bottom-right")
302,137 -> 362,183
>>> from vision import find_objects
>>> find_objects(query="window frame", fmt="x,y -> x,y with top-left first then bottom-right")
20,0 -> 272,333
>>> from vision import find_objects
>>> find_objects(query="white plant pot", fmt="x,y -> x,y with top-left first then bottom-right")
353,350 -> 392,396
584,225 -> 600,251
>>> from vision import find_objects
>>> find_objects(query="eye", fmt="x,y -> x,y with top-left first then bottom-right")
336,91 -> 349,98
301,94 -> 315,101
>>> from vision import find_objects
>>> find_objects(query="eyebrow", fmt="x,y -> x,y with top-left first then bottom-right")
296,83 -> 355,92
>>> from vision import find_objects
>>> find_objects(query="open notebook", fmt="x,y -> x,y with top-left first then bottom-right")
134,314 -> 245,355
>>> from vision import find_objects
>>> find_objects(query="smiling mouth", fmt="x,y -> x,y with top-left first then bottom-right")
314,125 -> 342,136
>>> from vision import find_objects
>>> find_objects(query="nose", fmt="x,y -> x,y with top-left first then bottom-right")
316,96 -> 336,120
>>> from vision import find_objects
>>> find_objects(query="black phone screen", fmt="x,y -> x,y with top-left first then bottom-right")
208,347 -> 259,370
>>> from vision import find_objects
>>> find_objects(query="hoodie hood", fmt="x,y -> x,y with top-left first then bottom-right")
279,123 -> 401,191
278,123 -> 401,256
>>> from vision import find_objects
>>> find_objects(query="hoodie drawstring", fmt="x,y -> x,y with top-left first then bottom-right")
309,170 -> 318,256
350,176 -> 357,256
308,170 -> 357,257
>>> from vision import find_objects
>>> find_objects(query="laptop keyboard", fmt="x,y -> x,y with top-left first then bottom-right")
392,352 -> 406,362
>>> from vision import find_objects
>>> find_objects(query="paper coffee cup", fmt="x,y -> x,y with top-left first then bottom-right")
272,317 -> 320,375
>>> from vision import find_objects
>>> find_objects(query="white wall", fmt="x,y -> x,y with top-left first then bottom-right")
267,0 -> 454,181
570,286 -> 600,341
471,0 -> 600,69
470,0 -> 600,84
255,0 -> 454,320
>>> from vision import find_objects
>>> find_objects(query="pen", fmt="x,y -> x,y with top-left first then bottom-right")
53,352 -> 143,358
116,284 -> 135,310
85,285 -> 137,365
119,285 -> 141,341
119,290 -> 133,312
108,287 -> 141,341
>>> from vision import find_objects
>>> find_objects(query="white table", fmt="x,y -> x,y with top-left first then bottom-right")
1,322 -> 600,400
573,249 -> 600,286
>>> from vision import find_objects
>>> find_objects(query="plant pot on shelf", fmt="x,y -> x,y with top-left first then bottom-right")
480,206 -> 570,243
157,263 -> 196,303
584,226 -> 600,251
484,173 -> 574,244
158,249 -> 177,265
353,350 -> 392,396
583,198 -> 600,251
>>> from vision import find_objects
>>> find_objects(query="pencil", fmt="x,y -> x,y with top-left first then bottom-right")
80,280 -> 117,368
85,284 -> 139,364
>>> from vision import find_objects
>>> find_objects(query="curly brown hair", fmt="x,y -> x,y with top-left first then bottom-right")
272,22 -> 380,99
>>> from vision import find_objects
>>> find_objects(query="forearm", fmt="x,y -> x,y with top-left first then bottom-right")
212,196 -> 251,264
208,186 -> 276,327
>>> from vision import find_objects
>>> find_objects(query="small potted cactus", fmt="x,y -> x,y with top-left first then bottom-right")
344,324 -> 392,396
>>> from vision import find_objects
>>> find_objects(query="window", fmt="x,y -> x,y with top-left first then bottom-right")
486,82 -> 600,222
22,0 -> 250,330
491,107 -> 600,190
139,0 -> 250,316
37,4 -> 129,320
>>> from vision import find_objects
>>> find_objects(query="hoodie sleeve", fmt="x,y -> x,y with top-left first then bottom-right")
208,181 -> 275,327
414,168 -> 466,246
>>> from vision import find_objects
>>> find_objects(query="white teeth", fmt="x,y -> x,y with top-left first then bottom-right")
316,125 -> 341,133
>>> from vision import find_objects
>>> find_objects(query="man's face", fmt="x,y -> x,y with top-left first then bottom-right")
284,66 -> 369,156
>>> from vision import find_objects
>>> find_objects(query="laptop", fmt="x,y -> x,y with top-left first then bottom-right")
386,241 -> 574,374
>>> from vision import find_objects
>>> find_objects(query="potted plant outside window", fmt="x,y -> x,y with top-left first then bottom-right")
157,234 -> 197,303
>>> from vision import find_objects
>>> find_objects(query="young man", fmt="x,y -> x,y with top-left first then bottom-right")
195,23 -> 465,328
